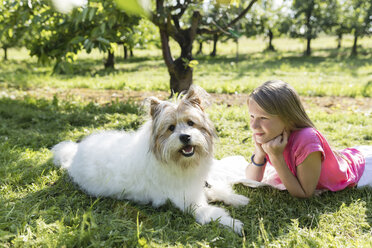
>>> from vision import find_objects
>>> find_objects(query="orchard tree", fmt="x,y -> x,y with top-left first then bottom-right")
120,18 -> 160,59
52,0 -> 257,93
290,0 -> 329,56
255,0 -> 291,51
0,0 -> 32,60
149,0 -> 257,96
344,0 -> 372,55
28,0 -> 140,73
320,0 -> 349,49
198,3 -> 247,57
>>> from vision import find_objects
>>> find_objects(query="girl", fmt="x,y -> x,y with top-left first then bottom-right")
244,80 -> 372,198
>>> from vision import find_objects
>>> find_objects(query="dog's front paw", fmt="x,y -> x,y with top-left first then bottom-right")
232,219 -> 244,235
229,194 -> 249,207
219,216 -> 244,235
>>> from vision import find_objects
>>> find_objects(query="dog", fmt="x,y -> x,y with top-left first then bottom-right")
52,85 -> 249,234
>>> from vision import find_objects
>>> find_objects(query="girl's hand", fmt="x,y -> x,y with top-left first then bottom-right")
262,130 -> 289,158
252,134 -> 266,161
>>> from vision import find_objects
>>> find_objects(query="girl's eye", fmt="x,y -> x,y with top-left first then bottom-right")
187,120 -> 194,126
168,125 -> 175,132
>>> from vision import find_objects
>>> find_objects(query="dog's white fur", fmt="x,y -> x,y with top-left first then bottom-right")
52,85 -> 249,234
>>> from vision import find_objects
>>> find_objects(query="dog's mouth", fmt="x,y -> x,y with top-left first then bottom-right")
180,145 -> 195,157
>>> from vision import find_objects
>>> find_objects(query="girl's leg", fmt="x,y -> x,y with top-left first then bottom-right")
356,146 -> 372,188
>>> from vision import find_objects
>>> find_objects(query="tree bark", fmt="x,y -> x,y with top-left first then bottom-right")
196,41 -> 203,55
267,29 -> 275,51
306,37 -> 311,56
104,50 -> 115,69
305,0 -> 314,56
152,0 -> 257,95
124,45 -> 128,59
352,32 -> 358,56
210,34 -> 218,57
3,47 -> 8,61
130,48 -> 133,57
337,33 -> 342,49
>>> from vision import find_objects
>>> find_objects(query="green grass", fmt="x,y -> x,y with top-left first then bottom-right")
0,36 -> 372,247
1,35 -> 371,97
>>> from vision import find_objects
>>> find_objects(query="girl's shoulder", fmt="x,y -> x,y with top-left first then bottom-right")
290,127 -> 320,141
288,127 -> 325,164
289,127 -> 325,150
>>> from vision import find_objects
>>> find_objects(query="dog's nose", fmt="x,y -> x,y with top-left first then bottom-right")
179,134 -> 191,144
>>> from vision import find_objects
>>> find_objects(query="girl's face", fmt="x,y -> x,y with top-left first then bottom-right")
248,98 -> 287,144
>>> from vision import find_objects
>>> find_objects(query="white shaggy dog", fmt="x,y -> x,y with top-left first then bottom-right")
52,85 -> 249,234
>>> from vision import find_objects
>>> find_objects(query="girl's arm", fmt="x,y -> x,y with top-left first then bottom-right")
263,130 -> 322,198
245,135 -> 267,181
245,152 -> 266,181
270,151 -> 322,198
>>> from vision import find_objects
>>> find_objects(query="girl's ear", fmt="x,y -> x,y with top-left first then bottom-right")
182,84 -> 210,111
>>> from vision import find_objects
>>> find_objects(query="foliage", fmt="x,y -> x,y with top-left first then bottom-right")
0,0 -> 34,60
25,0 -> 141,73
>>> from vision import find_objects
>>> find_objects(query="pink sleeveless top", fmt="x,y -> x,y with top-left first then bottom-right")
263,127 -> 365,191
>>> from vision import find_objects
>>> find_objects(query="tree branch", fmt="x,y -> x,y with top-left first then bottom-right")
159,29 -> 175,72
189,11 -> 201,42
198,0 -> 257,35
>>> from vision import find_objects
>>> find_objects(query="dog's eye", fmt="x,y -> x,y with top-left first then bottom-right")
168,125 -> 175,132
187,120 -> 194,126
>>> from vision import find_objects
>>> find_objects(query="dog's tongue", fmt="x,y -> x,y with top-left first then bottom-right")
183,145 -> 193,153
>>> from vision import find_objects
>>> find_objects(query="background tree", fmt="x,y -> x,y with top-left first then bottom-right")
150,0 -> 257,96
320,0 -> 348,49
343,0 -> 372,55
254,0 -> 291,51
28,0 -> 140,73
0,0 -> 32,60
120,18 -> 160,59
290,0 -> 325,56
199,3 -> 245,57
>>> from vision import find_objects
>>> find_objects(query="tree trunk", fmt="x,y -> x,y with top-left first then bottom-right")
169,57 -> 193,96
196,41 -> 203,55
124,45 -> 128,59
352,32 -> 358,56
304,0 -> 314,56
235,39 -> 239,63
3,47 -> 7,61
104,50 -> 115,69
337,33 -> 342,49
267,29 -> 275,51
306,37 -> 311,56
159,28 -> 194,97
130,49 -> 133,57
153,0 -> 257,95
210,34 -> 218,57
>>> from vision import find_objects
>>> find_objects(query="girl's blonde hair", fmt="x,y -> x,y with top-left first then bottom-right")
249,80 -> 315,130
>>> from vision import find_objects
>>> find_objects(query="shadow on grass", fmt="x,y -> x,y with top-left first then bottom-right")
0,97 -> 143,149
195,48 -> 372,80
2,164 -> 371,247
0,96 -> 371,246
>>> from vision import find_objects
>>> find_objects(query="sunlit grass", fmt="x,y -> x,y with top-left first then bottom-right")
1,36 -> 371,97
0,95 -> 371,247
0,35 -> 371,247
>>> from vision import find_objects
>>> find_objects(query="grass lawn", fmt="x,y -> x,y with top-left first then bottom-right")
0,36 -> 371,247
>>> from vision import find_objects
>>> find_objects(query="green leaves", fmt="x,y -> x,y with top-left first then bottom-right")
114,0 -> 150,17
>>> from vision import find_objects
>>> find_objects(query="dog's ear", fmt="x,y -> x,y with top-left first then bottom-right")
182,85 -> 210,111
144,97 -> 161,119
